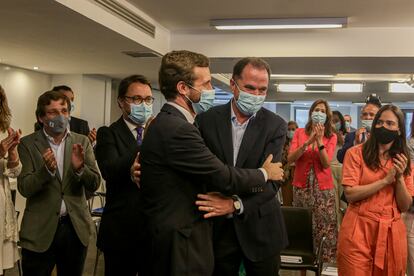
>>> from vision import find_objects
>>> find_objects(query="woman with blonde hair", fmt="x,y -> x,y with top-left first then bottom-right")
0,85 -> 22,275
288,99 -> 338,262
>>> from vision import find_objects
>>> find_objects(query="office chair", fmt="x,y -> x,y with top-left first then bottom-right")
280,206 -> 326,276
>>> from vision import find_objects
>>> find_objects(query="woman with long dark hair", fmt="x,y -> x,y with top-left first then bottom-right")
288,99 -> 338,262
0,85 -> 21,275
338,104 -> 413,275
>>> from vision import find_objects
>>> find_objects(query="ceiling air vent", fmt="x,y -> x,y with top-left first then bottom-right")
123,51 -> 162,58
93,0 -> 156,37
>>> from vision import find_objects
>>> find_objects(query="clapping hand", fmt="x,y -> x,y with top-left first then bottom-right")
393,153 -> 408,178
0,128 -> 21,158
43,148 -> 57,173
314,123 -> 325,144
88,128 -> 97,143
71,143 -> 85,172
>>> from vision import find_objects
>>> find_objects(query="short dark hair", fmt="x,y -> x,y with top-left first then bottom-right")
52,85 -> 73,93
365,93 -> 382,109
118,75 -> 152,99
232,57 -> 271,81
159,50 -> 209,100
36,91 -> 71,126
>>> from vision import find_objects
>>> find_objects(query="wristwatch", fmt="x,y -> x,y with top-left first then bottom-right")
232,196 -> 242,214
318,145 -> 325,151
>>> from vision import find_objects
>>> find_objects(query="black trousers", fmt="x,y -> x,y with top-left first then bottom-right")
213,220 -> 280,276
103,247 -> 145,276
21,216 -> 87,276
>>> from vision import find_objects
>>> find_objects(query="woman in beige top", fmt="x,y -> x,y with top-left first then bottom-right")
0,85 -> 21,275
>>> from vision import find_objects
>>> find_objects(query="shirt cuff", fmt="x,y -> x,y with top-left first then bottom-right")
45,165 -> 56,176
75,167 -> 85,176
258,168 -> 268,182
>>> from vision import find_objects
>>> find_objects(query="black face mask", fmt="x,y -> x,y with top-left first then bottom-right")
374,126 -> 399,144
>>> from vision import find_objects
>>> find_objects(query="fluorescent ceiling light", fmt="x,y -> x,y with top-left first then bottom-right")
332,83 -> 363,93
389,83 -> 414,93
277,84 -> 306,92
211,17 -> 347,30
271,74 -> 335,79
306,83 -> 331,87
277,83 -> 330,93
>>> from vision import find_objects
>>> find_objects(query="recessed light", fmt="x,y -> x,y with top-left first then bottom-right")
33,66 -> 39,70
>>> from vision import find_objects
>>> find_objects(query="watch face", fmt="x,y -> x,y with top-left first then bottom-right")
234,200 -> 241,210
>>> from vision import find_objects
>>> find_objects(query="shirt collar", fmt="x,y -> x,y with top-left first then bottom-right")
123,118 -> 141,132
167,102 -> 195,124
43,128 -> 71,145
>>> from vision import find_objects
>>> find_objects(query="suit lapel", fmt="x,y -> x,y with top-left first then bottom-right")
217,103 -> 234,166
62,133 -> 73,189
114,118 -> 138,150
236,110 -> 263,167
33,130 -> 63,183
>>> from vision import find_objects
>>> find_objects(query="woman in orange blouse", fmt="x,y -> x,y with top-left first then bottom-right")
338,104 -> 414,276
288,99 -> 338,262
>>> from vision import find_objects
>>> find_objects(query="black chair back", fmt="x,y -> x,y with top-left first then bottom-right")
281,206 -> 313,255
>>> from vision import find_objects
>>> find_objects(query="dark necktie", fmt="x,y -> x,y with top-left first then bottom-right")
136,127 -> 143,146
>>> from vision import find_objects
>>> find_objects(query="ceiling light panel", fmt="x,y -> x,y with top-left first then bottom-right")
332,83 -> 363,93
211,17 -> 347,31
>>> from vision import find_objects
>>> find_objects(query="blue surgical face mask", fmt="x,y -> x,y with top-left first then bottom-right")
128,103 -> 153,125
311,111 -> 326,124
334,122 -> 342,131
46,115 -> 69,134
345,121 -> 351,129
287,130 -> 295,139
361,119 -> 373,132
234,82 -> 266,116
189,87 -> 216,114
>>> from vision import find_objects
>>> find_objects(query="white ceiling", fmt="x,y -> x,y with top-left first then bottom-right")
1,0 -> 414,102
130,0 -> 414,31
0,0 -> 161,81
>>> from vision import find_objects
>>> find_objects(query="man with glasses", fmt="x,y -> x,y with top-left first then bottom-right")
195,57 -> 288,276
95,75 -> 154,276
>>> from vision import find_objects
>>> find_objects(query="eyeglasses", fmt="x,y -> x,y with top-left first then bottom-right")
124,96 -> 154,105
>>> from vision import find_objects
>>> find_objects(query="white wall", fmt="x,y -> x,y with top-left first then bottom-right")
52,74 -> 112,129
0,65 -> 52,137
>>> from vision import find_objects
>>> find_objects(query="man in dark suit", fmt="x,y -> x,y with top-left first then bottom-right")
52,85 -> 97,144
195,57 -> 288,276
337,94 -> 382,163
95,75 -> 154,276
140,50 -> 284,276
18,91 -> 101,276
